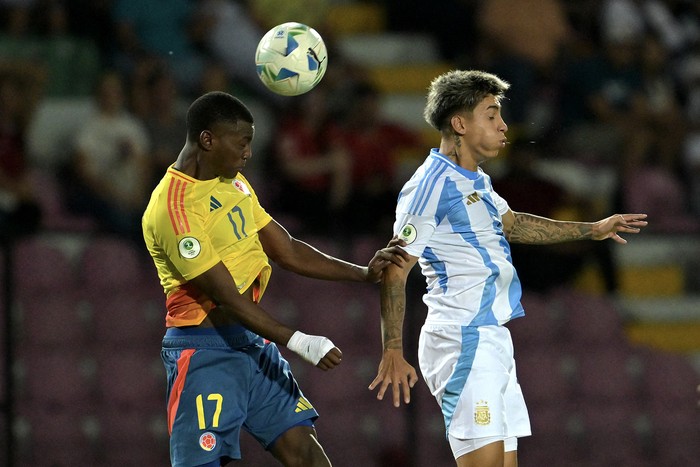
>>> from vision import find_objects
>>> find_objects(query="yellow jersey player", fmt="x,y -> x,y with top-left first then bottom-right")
143,91 -> 408,467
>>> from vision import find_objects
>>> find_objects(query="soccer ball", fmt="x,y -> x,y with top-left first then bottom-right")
255,22 -> 328,96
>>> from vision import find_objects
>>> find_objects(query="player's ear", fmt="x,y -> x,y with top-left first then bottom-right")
199,130 -> 213,150
450,113 -> 467,136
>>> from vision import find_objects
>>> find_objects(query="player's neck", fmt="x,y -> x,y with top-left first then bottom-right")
174,145 -> 211,180
439,140 -> 478,172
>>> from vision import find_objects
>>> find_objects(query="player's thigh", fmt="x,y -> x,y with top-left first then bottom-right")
455,440 -> 504,467
243,343 -> 320,449
269,424 -> 330,467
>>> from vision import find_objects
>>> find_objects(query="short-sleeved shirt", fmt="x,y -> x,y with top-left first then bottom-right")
142,167 -> 273,327
394,149 -> 524,327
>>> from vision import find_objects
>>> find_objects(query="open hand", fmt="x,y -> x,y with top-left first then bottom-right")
368,349 -> 419,407
592,213 -> 648,244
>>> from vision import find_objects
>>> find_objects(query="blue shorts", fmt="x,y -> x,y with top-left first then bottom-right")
161,325 -> 319,467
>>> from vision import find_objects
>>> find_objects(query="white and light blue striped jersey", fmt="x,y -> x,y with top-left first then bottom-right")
395,149 -> 524,326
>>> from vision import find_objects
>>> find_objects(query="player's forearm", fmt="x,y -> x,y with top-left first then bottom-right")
380,277 -> 407,351
506,212 -> 593,244
278,238 -> 367,282
216,300 -> 295,345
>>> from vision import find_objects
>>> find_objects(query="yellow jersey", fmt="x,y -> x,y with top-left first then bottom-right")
142,167 -> 273,327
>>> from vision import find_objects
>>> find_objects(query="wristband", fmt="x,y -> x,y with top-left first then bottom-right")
287,331 -> 336,365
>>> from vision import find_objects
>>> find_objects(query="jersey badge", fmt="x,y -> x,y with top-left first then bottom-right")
398,223 -> 417,244
474,400 -> 491,426
178,237 -> 202,259
199,432 -> 217,451
233,179 -> 250,195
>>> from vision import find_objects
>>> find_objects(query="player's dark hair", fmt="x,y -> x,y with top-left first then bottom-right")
186,91 -> 254,141
423,70 -> 510,132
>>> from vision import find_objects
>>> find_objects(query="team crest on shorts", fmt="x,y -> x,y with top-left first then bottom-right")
474,400 -> 491,426
199,432 -> 217,451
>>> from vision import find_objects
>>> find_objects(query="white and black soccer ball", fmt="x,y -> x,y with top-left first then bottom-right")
255,22 -> 328,96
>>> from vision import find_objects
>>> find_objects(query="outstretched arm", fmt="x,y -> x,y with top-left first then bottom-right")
502,211 -> 648,245
368,255 -> 420,407
258,218 -> 409,282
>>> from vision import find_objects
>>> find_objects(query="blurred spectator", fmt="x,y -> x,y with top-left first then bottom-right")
600,0 -> 647,46
0,0 -> 35,37
493,143 -> 618,293
248,0 -> 329,33
0,0 -> 101,97
683,51 -> 700,217
637,33 -> 686,173
195,0 -> 283,105
64,70 -> 151,243
381,0 -> 478,63
198,61 -> 235,95
271,83 -> 351,235
129,63 -> 186,186
111,0 -> 206,94
329,80 -> 423,236
64,0 -> 117,61
0,71 -> 42,238
559,32 -> 645,173
476,0 -> 572,125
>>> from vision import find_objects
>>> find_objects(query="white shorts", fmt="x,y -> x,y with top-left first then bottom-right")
418,323 -> 531,453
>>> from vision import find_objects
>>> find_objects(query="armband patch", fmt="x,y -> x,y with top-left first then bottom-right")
399,223 -> 417,244
178,237 -> 202,259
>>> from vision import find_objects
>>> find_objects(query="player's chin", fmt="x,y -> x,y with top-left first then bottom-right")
224,168 -> 242,178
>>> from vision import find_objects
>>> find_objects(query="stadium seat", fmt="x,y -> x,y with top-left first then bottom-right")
94,348 -> 164,411
94,406 -> 169,466
89,291 -> 164,350
622,167 -> 700,234
15,405 -> 98,465
27,169 -> 97,232
575,402 -> 653,466
16,348 -> 97,408
78,236 -> 150,293
508,290 -> 566,350
646,404 -> 700,466
573,347 -> 645,403
17,290 -> 90,350
13,235 -> 79,297
516,348 -> 577,405
641,350 -> 699,404
551,287 -> 628,348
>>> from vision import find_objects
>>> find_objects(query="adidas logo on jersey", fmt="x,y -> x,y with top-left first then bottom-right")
465,192 -> 481,205
210,196 -> 222,211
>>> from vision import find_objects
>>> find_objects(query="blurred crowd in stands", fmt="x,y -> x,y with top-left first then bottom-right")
1,0 -> 699,293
